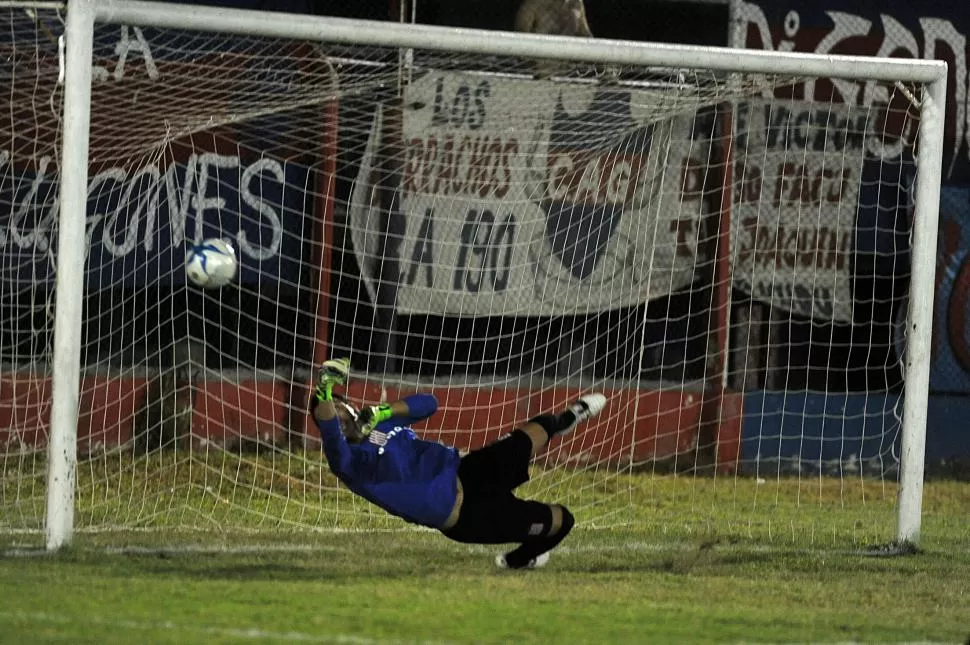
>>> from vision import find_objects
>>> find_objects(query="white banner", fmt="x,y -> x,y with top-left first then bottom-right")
731,100 -> 869,323
350,72 -> 706,316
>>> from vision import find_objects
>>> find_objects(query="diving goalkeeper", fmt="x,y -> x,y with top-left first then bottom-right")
312,358 -> 606,569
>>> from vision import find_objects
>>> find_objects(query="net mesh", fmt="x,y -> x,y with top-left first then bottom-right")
0,6 -> 927,546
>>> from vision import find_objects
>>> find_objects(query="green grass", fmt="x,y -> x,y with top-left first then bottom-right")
2,452 -> 969,643
7,449 -> 964,545
0,530 -> 968,644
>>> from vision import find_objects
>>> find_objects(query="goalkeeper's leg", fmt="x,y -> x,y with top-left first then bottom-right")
457,393 -> 607,493
520,392 -> 607,452
439,394 -> 605,569
441,493 -> 574,570
495,502 -> 575,570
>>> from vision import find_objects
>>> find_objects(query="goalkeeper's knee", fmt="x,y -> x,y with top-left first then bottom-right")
553,505 -> 575,540
499,504 -> 575,569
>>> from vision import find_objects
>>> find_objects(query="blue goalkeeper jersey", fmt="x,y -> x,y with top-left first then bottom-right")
316,393 -> 460,528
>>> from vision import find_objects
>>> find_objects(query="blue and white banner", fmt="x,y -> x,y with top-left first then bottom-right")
0,151 -> 311,288
350,72 -> 706,316
0,18 -> 330,289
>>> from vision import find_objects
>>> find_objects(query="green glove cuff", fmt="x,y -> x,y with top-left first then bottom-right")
373,404 -> 393,424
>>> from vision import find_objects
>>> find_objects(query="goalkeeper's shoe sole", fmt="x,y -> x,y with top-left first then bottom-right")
559,393 -> 607,436
495,552 -> 550,570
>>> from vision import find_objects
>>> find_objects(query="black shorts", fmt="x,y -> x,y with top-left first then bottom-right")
441,430 -> 553,545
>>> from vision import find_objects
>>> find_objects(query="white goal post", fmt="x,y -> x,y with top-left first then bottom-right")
31,0 -> 946,550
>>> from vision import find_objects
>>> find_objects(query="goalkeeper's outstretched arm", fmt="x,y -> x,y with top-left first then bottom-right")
314,401 -> 355,478
313,358 -> 357,477
360,393 -> 438,429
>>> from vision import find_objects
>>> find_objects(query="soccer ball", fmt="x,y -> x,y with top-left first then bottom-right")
185,238 -> 237,289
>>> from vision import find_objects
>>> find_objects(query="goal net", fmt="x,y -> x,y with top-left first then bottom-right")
0,3 -> 944,549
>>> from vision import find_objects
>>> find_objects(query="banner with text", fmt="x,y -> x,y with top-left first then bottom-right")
737,0 -> 965,383
0,22 -> 321,289
731,100 -> 872,323
734,0 -> 970,184
349,73 -> 707,316
0,152 -> 311,288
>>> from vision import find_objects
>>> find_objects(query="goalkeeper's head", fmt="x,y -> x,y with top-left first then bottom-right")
332,394 -> 367,443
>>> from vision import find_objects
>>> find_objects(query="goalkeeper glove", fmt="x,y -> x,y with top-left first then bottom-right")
358,404 -> 393,432
315,358 -> 350,403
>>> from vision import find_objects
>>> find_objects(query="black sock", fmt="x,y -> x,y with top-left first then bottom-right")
504,507 -> 575,569
529,414 -> 565,440
558,407 -> 578,431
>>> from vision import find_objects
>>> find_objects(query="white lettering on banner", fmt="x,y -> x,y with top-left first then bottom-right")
93,26 -> 159,83
10,155 -> 56,251
732,101 -> 864,322
238,158 -> 285,260
0,151 -> 285,264
193,154 -> 240,245
737,1 -> 970,179
349,72 -> 704,317
95,168 -> 134,255
164,156 -> 195,248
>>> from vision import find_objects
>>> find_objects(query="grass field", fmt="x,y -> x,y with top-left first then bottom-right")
1,527 -> 968,644
2,454 -> 969,644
